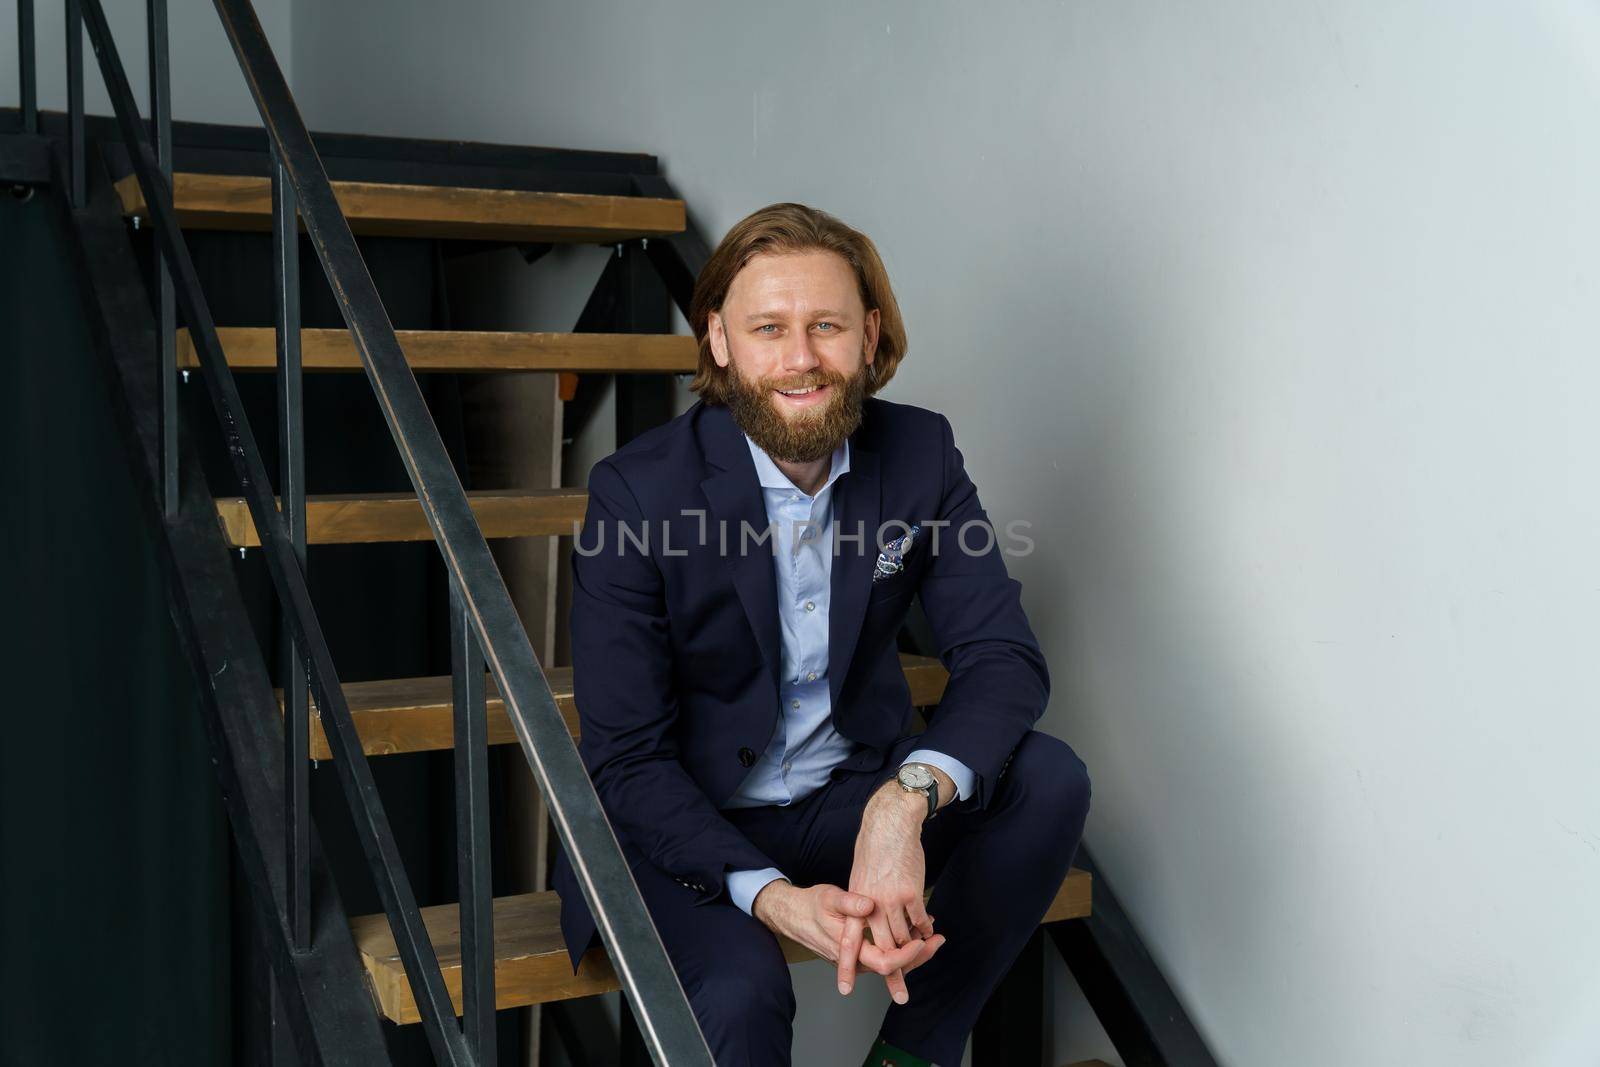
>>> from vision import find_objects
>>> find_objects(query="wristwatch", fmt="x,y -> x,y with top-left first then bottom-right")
895,763 -> 939,822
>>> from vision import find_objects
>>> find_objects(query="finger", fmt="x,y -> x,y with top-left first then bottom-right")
903,933 -> 946,974
867,909 -> 895,952
824,886 -> 875,919
883,963 -> 909,1005
907,897 -> 935,940
887,902 -> 913,948
836,915 -> 865,995
858,935 -> 926,975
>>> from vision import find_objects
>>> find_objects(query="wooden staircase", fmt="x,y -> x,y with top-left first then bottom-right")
350,871 -> 1095,1024
135,167 -> 1093,1031
115,171 -> 685,242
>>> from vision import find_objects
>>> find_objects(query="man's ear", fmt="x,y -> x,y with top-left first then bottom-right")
708,311 -> 731,368
863,307 -> 881,366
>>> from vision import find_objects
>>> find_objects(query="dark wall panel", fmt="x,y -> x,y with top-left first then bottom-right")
0,190 -> 230,1064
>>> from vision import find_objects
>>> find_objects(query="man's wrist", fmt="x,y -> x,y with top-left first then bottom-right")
873,777 -> 933,824
726,867 -> 786,916
750,877 -> 792,926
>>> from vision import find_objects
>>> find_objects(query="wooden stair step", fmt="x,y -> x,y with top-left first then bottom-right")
115,172 -> 684,242
283,654 -> 952,761
350,868 -> 1092,1023
215,489 -> 587,547
176,327 -> 698,374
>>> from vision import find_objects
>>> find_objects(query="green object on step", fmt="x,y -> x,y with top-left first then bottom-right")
861,1034 -> 934,1067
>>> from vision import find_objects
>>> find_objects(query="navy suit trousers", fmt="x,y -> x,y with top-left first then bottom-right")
629,728 -> 1091,1067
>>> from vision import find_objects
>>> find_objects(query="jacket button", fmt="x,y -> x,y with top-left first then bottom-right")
738,746 -> 756,767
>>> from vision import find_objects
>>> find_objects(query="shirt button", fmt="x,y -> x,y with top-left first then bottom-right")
782,761 -> 792,773
804,600 -> 815,612
807,671 -> 816,681
790,699 -> 800,709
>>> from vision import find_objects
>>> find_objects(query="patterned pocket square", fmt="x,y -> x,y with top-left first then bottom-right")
872,523 -> 922,582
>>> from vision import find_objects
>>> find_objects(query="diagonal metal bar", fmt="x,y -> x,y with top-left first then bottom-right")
631,173 -> 709,322
75,2 -> 472,1063
1047,845 -> 1220,1067
204,2 -> 714,1062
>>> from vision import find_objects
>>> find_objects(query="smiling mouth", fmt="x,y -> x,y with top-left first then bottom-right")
774,383 -> 828,399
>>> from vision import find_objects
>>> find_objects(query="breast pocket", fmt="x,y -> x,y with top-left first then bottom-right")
868,530 -> 926,600
867,566 -> 917,604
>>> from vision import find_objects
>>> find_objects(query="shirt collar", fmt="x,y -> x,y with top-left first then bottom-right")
743,431 -> 851,497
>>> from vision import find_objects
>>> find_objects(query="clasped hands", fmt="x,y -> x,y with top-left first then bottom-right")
750,777 -> 946,1005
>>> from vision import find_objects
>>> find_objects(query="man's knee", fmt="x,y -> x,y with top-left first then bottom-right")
1003,730 -> 1092,824
681,927 -> 796,1049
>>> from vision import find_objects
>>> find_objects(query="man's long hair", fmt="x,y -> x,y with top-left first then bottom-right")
688,202 -> 909,405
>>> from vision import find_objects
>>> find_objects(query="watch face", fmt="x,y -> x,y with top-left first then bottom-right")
898,764 -> 935,790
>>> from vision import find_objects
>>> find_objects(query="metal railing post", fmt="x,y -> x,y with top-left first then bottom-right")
18,0 -> 38,133
272,136 -> 309,1067
272,139 -> 309,952
147,0 -> 177,517
451,577 -> 496,1061
66,0 -> 83,207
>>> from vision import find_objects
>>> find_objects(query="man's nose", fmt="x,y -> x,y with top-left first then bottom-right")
780,336 -> 821,375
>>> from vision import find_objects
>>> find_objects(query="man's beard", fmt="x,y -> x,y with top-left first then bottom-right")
723,358 -> 869,464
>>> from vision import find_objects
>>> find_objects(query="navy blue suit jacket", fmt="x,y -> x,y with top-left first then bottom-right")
551,395 -> 1051,969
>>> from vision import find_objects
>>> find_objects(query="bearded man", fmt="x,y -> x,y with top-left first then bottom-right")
551,202 -> 1090,1067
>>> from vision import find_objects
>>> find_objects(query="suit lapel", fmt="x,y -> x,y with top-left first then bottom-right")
828,437 -> 879,709
698,404 -> 783,690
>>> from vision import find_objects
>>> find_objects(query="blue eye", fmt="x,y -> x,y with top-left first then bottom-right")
816,322 -> 836,331
757,324 -> 777,334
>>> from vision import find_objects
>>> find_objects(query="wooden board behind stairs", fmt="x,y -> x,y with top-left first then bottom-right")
114,172 -> 685,243
175,327 -> 698,374
281,654 -> 951,760
214,488 -> 588,547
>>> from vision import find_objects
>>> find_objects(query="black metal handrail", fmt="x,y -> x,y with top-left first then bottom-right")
33,0 -> 713,1062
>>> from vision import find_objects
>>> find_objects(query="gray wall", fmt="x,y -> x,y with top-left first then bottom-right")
1,0 -> 291,126
289,3 -> 1600,1063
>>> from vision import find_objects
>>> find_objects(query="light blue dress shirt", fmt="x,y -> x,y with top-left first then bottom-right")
720,431 -> 976,915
